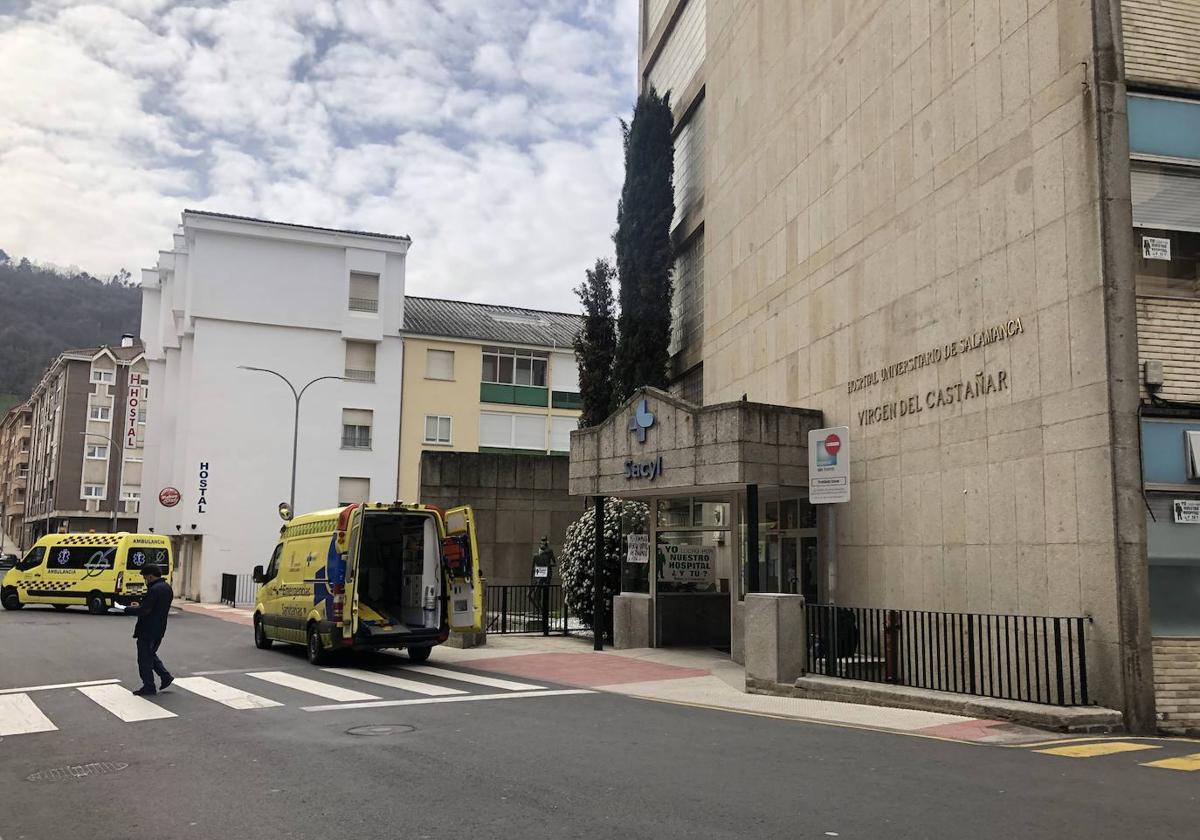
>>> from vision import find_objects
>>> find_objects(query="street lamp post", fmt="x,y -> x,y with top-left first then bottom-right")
238,367 -> 344,515
81,431 -> 125,533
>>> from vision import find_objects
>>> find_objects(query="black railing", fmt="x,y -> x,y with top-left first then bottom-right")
220,573 -> 256,607
484,585 -> 576,635
805,604 -> 1090,706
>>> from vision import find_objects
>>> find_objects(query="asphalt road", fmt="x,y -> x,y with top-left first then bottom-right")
0,605 -> 1196,840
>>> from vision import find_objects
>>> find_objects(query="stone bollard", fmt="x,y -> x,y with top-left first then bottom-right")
744,593 -> 806,685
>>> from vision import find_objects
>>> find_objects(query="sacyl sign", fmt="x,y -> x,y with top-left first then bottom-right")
625,455 -> 664,481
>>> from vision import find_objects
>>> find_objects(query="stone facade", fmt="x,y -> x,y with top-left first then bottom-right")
420,450 -> 585,585
570,388 -> 822,498
634,0 -> 1155,727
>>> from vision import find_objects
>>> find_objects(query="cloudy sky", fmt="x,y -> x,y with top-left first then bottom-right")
0,0 -> 636,312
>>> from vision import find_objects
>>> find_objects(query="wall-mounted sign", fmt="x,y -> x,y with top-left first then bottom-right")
1143,236 -> 1171,261
1173,499 -> 1200,524
626,533 -> 650,564
125,373 -> 143,449
197,462 -> 209,514
158,487 -> 181,508
628,398 -> 655,443
625,455 -> 664,481
658,544 -> 715,584
809,426 -> 850,504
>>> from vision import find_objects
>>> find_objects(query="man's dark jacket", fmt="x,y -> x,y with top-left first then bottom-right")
133,578 -> 173,640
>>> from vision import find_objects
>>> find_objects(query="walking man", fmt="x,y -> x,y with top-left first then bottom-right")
129,564 -> 174,696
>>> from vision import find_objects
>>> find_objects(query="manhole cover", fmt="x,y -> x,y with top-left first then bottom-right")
27,761 -> 128,782
345,724 -> 415,737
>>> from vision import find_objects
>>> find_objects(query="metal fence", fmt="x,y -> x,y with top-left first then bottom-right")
220,573 -> 256,607
485,584 -> 580,636
805,604 -> 1090,706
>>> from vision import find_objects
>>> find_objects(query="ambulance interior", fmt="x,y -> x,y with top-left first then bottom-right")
356,512 -> 442,630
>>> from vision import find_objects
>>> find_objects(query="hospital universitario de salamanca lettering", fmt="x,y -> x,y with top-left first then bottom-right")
846,317 -> 1025,395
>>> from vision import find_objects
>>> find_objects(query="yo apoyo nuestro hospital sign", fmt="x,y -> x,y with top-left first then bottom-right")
809,426 -> 850,504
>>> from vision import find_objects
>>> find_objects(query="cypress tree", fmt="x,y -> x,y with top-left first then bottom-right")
573,258 -> 618,427
614,87 -> 675,401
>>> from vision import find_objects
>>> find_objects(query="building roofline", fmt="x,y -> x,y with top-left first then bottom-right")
183,209 -> 411,243
403,295 -> 580,319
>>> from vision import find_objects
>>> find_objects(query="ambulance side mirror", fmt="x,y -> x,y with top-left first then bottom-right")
252,565 -> 265,584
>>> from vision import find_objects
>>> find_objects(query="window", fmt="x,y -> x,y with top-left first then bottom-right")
550,353 -> 579,393
342,408 -> 373,449
83,484 -> 104,499
90,368 -> 115,384
426,349 -> 455,380
89,403 -> 112,421
550,415 -> 578,452
349,272 -> 379,313
344,340 -> 377,382
1187,431 -> 1200,479
138,408 -> 147,425
85,444 -> 108,459
482,347 -> 547,387
338,476 -> 370,506
479,411 -> 546,450
122,491 -> 140,514
424,415 -> 452,444
18,467 -> 28,480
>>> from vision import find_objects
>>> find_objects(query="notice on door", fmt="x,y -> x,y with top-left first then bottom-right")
626,533 -> 650,564
1174,499 -> 1200,524
658,544 -> 715,584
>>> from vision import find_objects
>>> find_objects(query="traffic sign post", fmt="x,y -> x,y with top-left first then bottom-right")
809,426 -> 850,604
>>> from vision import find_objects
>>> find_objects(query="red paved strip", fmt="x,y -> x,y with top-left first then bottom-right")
915,719 -> 1009,742
462,652 -> 710,687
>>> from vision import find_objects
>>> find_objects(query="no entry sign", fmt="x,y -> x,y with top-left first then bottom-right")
808,426 -> 850,504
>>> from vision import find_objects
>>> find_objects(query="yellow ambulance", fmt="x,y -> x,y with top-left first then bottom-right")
1,532 -> 173,614
252,501 -> 483,665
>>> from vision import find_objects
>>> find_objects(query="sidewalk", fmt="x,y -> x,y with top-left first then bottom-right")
430,634 -> 1064,746
176,604 -> 1072,746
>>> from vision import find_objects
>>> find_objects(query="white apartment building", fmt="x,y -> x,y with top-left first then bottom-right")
139,210 -> 410,602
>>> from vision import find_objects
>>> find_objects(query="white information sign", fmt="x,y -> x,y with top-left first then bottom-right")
809,426 -> 850,504
1173,499 -> 1200,524
658,544 -> 715,584
1143,236 -> 1171,261
626,534 -> 650,564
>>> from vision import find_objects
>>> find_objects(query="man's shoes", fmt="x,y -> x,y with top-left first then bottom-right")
160,676 -> 174,691
132,686 -> 157,696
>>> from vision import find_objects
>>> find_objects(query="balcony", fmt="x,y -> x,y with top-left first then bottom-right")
343,369 -> 376,383
348,297 -> 379,313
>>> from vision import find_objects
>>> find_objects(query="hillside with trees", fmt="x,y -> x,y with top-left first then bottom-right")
0,250 -> 141,410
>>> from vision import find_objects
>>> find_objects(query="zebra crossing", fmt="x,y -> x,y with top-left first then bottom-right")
0,665 -> 592,738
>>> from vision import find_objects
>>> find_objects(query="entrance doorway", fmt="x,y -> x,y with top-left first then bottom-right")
654,496 -> 733,647
746,491 -> 818,601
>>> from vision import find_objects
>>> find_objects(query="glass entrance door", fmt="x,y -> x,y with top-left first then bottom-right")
741,490 -> 818,600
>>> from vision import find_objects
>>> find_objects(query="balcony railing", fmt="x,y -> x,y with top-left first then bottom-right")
343,369 -> 376,383
348,297 -> 379,313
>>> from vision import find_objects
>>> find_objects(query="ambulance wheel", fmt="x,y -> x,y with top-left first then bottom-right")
306,623 -> 329,665
1,587 -> 21,610
253,615 -> 273,650
87,592 -> 108,615
407,645 -> 432,664
53,604 -> 69,611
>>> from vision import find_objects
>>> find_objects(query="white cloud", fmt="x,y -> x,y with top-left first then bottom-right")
0,0 -> 635,312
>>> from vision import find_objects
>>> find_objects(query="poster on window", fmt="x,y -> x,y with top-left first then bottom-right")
657,544 -> 715,584
1173,499 -> 1200,524
626,533 -> 650,564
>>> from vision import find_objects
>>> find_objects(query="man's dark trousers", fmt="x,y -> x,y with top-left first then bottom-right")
133,577 -> 174,691
137,635 -> 171,690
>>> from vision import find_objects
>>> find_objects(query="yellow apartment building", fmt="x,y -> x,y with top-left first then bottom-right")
397,298 -> 584,501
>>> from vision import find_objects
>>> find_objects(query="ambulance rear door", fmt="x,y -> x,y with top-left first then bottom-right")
441,506 -> 483,633
341,504 -> 365,640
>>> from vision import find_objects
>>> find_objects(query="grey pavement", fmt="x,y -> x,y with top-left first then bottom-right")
0,604 -> 1197,840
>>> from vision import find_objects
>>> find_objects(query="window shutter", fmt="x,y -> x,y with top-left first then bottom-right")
426,349 -> 455,379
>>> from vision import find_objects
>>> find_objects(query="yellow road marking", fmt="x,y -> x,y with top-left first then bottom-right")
1037,742 -> 1161,758
1141,753 -> 1200,772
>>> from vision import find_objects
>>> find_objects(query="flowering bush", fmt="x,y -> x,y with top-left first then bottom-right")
559,499 -> 649,631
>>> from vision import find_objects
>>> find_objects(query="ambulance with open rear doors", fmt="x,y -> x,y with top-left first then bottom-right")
252,502 -> 483,664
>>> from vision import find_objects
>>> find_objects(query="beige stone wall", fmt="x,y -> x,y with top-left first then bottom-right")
702,1 -> 1125,698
